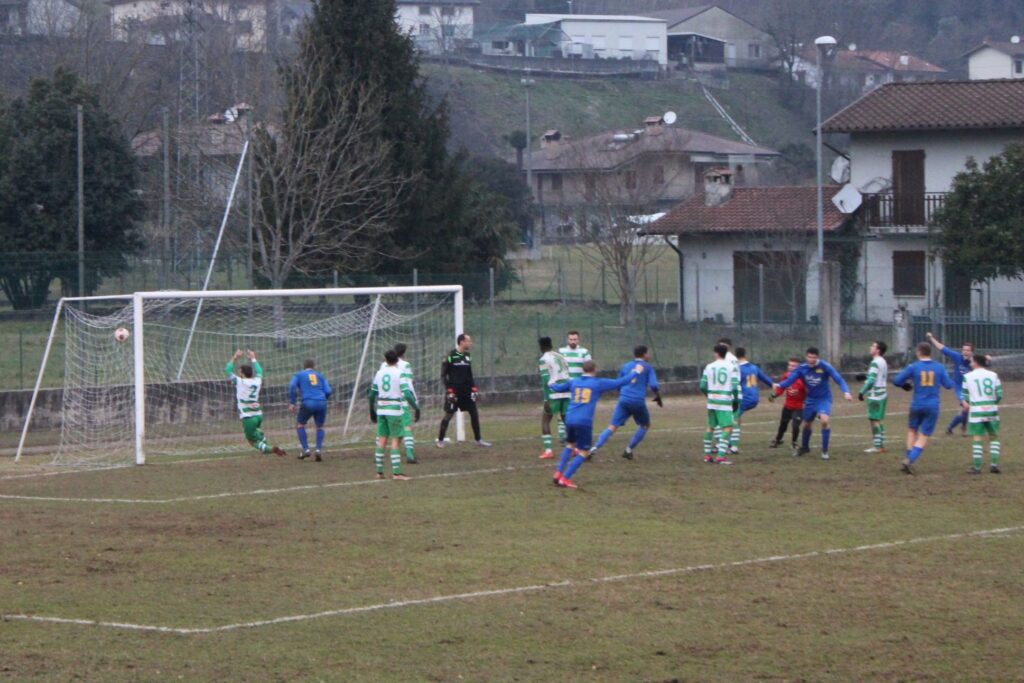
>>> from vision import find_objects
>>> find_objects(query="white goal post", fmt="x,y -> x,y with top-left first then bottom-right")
17,285 -> 465,467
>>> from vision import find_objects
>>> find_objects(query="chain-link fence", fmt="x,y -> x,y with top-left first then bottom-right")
6,249 -> 1024,393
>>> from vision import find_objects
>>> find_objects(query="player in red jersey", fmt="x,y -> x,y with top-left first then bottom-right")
770,357 -> 806,455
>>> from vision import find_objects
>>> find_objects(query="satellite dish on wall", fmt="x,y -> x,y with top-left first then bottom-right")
832,183 -> 863,214
830,156 -> 850,184
848,43 -> 857,51
663,111 -> 677,125
1011,35 -> 1022,44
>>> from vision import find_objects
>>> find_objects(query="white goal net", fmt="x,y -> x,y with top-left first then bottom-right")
20,287 -> 462,468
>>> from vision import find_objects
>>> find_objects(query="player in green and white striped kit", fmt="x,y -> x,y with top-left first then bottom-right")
701,343 -> 740,465
857,340 -> 889,453
962,355 -> 1003,474
225,350 -> 286,457
559,330 -> 592,379
538,337 -> 571,459
369,349 -> 420,480
392,343 -> 418,464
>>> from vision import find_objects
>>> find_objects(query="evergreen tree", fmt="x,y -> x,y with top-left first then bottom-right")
0,69 -> 142,309
302,0 -> 518,276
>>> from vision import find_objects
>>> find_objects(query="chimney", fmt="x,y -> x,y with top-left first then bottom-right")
644,115 -> 664,136
704,168 -> 735,207
541,129 -> 562,159
899,52 -> 910,66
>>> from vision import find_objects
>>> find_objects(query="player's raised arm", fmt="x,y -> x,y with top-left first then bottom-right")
756,367 -> 774,388
925,331 -> 946,352
225,350 -> 243,379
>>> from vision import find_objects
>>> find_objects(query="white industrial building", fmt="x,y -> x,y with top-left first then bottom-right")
522,13 -> 668,66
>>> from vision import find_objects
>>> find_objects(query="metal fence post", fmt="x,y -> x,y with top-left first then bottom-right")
601,264 -> 606,304
758,263 -> 765,324
19,329 -> 24,391
489,267 -> 496,393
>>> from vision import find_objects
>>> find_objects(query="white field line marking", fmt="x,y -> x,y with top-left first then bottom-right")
0,464 -> 549,504
4,525 -> 1021,635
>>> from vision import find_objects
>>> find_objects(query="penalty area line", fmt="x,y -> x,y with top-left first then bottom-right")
4,524 -> 1022,635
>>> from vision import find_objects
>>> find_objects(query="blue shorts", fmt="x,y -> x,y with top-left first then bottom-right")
736,398 -> 759,419
610,401 -> 651,427
565,423 -> 594,451
908,407 -> 939,436
802,398 -> 832,422
296,402 -> 328,427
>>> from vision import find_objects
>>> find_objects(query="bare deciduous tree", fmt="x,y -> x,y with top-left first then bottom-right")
250,48 -> 410,295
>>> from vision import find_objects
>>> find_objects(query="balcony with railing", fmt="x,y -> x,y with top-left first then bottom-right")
863,192 -> 948,228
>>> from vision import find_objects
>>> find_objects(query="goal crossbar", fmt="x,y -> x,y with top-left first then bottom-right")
16,285 -> 465,466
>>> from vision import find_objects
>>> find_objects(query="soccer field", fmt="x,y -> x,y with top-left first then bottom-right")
2,388 -> 1024,681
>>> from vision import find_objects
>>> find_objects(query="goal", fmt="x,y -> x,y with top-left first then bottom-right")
17,286 -> 464,468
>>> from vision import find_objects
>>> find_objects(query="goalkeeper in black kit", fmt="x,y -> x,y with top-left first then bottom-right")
436,333 -> 492,448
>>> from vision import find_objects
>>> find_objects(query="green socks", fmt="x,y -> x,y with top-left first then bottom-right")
375,447 -> 384,474
390,449 -> 402,475
972,442 -> 983,470
542,434 -> 553,451
703,432 -> 713,455
991,441 -> 1001,466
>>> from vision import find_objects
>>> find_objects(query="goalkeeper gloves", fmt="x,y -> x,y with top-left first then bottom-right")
471,387 -> 480,402
414,407 -> 421,423
653,392 -> 663,408
732,399 -> 740,412
445,388 -> 458,412
858,393 -> 865,402
369,409 -> 377,423
768,392 -> 776,403
855,373 -> 868,382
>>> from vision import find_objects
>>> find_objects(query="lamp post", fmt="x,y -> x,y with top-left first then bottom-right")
814,35 -> 837,265
521,73 -> 535,198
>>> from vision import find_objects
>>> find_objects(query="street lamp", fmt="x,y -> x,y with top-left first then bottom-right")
521,73 -> 536,246
814,35 -> 837,265
521,73 -> 535,196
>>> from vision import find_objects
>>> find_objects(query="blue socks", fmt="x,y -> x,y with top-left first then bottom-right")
315,428 -> 325,451
801,428 -> 812,450
557,446 -> 573,473
297,426 -> 309,451
821,428 -> 831,453
908,446 -> 924,463
564,454 -> 587,479
595,429 -> 613,450
628,426 -> 648,450
947,412 -> 966,432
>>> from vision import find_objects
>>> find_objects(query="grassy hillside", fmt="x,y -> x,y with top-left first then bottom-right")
424,64 -> 815,161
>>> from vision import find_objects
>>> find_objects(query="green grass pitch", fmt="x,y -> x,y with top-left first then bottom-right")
2,387 -> 1024,681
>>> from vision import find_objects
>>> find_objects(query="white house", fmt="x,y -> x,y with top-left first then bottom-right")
522,13 -> 667,66
642,4 -> 775,70
108,0 -> 272,51
646,172 -> 847,324
964,37 -> 1024,80
0,0 -> 85,36
822,79 -> 1024,321
395,0 -> 477,55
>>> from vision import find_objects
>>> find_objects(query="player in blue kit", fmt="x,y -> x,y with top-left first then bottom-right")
892,342 -> 957,474
590,345 -> 663,461
730,347 -> 775,455
774,347 -> 853,461
288,359 -> 333,461
925,332 -> 974,436
548,360 -> 640,489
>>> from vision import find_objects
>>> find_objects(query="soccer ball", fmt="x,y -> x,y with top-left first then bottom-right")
114,327 -> 130,343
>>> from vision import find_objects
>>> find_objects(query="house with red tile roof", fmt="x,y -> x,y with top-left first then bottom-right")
828,79 -> 1024,319
522,116 -> 778,238
644,169 -> 848,323
646,79 -> 1024,324
793,48 -> 945,94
